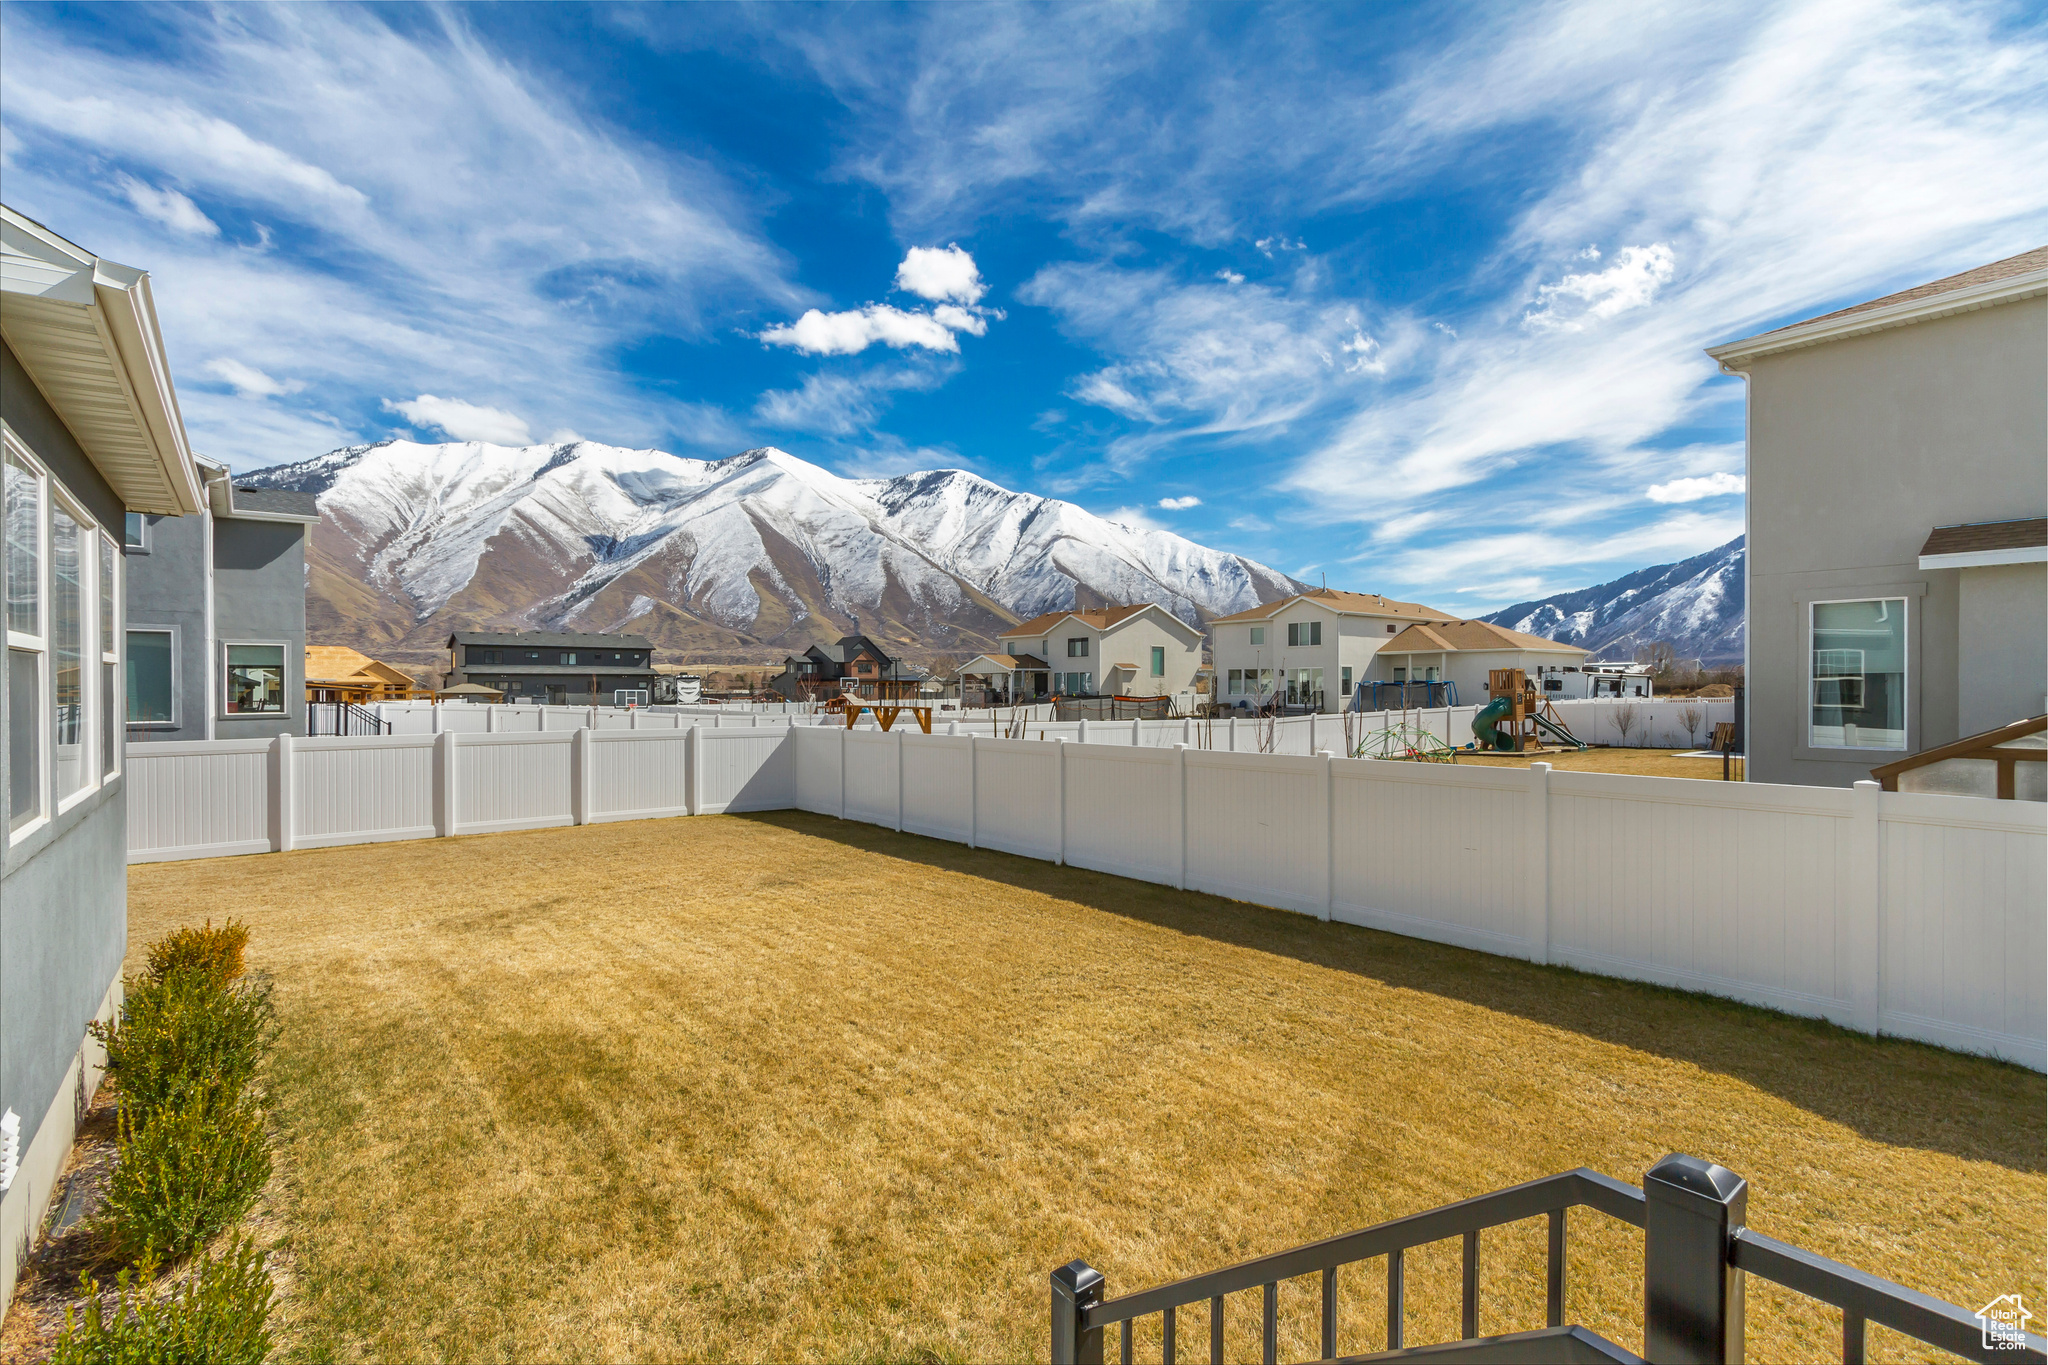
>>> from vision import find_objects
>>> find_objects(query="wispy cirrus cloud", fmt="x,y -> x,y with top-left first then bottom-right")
0,4 -> 804,468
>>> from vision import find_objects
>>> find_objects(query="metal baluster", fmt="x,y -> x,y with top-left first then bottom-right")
1321,1267 -> 1337,1362
1547,1209 -> 1566,1328
1843,1309 -> 1866,1365
1211,1295 -> 1224,1365
1163,1306 -> 1176,1365
1387,1249 -> 1403,1351
1122,1319 -> 1132,1365
1462,1230 -> 1479,1339
1262,1283 -> 1277,1365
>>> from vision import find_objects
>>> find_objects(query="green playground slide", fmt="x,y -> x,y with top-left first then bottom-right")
1532,711 -> 1588,749
1470,695 -> 1515,751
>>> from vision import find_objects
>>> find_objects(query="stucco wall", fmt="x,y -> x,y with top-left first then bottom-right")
124,510 -> 212,741
0,338 -> 131,1307
213,517 -> 307,740
1743,295 -> 2048,787
1957,561 -> 2048,736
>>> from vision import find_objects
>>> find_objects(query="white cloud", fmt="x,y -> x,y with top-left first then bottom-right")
895,244 -> 986,303
1341,329 -> 1385,375
1229,514 -> 1272,532
1215,268 -> 1245,284
548,428 -> 584,445
1104,505 -> 1165,532
0,5 -> 803,467
760,304 -> 963,355
1523,244 -> 1676,333
1157,495 -> 1201,510
1647,471 -> 1745,503
114,174 -> 219,237
203,358 -> 298,397
382,395 -> 533,446
932,303 -> 988,336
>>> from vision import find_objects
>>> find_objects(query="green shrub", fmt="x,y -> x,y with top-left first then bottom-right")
52,1235 -> 274,1365
144,920 -> 250,987
92,971 -> 274,1121
97,1096 -> 271,1262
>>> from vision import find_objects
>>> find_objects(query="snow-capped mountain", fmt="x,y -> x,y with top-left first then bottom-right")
239,439 -> 1303,668
1481,537 -> 1745,664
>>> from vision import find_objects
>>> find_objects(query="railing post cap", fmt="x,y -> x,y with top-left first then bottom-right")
1645,1153 -> 1746,1205
1052,1260 -> 1104,1299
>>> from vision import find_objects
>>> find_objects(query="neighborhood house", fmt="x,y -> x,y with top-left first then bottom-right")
444,630 -> 659,705
766,634 -> 921,701
962,605 -> 1203,704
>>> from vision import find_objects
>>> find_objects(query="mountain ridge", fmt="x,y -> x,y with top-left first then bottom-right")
1480,536 -> 1745,664
239,439 -> 1307,673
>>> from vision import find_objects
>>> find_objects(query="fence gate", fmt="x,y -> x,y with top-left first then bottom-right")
1051,1154 -> 2043,1364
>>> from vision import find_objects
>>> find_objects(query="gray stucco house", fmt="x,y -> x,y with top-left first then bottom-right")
1708,246 -> 2047,788
2,205 -> 206,1306
124,456 -> 319,743
445,630 -> 659,705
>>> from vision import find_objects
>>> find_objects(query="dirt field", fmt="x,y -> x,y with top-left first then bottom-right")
125,814 -> 2039,1363
1449,746 -> 1748,780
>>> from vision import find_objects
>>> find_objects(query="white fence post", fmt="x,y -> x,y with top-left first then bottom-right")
1317,750 -> 1334,920
837,727 -> 847,819
487,705 -> 498,733
431,704 -> 443,735
968,735 -> 979,849
435,729 -> 459,837
1229,716 -> 1238,752
1174,743 -> 1188,891
572,728 -> 591,826
630,708 -> 640,730
686,722 -> 702,817
1132,717 -> 1141,746
1528,762 -> 1552,964
1850,780 -> 1883,1033
895,729 -> 906,833
1078,718 -> 1089,745
539,708 -> 549,732
1055,738 -> 1068,866
270,733 -> 295,853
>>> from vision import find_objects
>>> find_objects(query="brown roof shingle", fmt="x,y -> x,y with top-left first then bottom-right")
1919,517 -> 2047,558
999,604 -> 1154,638
1757,246 -> 2048,337
1382,619 -> 1585,654
1209,589 -> 1448,625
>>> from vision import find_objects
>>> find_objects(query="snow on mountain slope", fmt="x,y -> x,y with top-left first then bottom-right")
240,439 -> 1302,665
1481,537 -> 1745,664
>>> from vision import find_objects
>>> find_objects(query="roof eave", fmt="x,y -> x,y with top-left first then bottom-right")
1705,266 -> 2048,372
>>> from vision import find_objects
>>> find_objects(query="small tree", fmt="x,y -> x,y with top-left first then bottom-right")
1612,700 -> 1641,747
1678,703 -> 1704,749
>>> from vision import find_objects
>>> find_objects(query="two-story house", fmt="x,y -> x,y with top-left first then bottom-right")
967,605 -> 1204,701
766,634 -> 918,701
1208,590 -> 1457,712
1706,246 -> 2047,787
123,454 -> 319,743
444,630 -> 659,705
3,204 -> 206,1307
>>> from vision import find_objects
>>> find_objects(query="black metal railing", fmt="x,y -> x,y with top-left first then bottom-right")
307,702 -> 390,737
1051,1154 -> 2045,1365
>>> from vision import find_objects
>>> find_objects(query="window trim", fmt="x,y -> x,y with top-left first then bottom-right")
126,623 -> 182,730
123,511 -> 150,554
219,638 -> 292,719
1149,645 -> 1166,678
99,531 -> 121,779
5,433 -> 50,842
1248,626 -> 1265,646
1805,594 -> 1910,754
1066,637 -> 1089,658
50,482 -> 104,816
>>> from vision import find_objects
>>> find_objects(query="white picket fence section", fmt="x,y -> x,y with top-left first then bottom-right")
126,716 -> 2044,1070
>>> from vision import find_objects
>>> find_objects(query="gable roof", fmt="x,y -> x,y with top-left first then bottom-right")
305,645 -> 421,688
998,602 -> 1202,642
1707,245 -> 2048,369
1209,589 -> 1448,626
835,634 -> 893,665
1918,516 -> 2047,567
1382,619 -> 1586,654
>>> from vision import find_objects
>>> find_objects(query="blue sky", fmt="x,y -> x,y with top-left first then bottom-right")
4,2 -> 2045,616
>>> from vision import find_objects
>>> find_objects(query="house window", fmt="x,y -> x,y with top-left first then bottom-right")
124,512 -> 147,550
1810,599 -> 1906,750
51,501 -> 89,803
1249,626 -> 1265,646
1060,671 -> 1092,695
475,649 -> 502,666
1067,637 -> 1089,658
561,652 -> 578,666
6,444 -> 45,834
1341,666 -> 1352,698
1386,624 -> 1396,633
1287,668 -> 1324,706
1150,646 -> 1165,677
1287,621 -> 1322,646
126,629 -> 176,725
225,644 -> 286,714
99,536 -> 118,777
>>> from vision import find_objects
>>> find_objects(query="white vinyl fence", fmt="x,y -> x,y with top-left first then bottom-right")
127,716 -> 2044,1070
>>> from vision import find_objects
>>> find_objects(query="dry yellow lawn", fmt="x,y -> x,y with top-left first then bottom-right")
1449,746 -> 1748,780
128,813 -> 2040,1364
